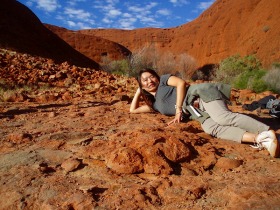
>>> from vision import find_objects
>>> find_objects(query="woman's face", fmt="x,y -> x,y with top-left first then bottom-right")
140,72 -> 159,92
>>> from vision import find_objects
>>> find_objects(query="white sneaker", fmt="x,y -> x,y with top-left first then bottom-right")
255,130 -> 280,158
256,130 -> 276,142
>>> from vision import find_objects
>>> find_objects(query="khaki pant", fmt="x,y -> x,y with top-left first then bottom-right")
200,100 -> 269,143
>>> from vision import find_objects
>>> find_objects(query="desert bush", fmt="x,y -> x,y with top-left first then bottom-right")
271,62 -> 280,68
1,89 -> 16,102
214,54 -> 263,84
0,87 -> 24,102
102,45 -> 159,77
102,59 -> 131,76
0,79 -> 15,101
234,69 -> 268,93
262,25 -> 270,32
129,45 -> 158,75
263,66 -> 280,93
105,45 -> 197,79
213,54 -> 269,92
155,51 -> 176,75
130,46 -> 197,79
175,53 -> 197,80
214,55 -> 243,84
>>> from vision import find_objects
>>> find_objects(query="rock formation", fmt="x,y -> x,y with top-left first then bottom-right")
79,0 -> 280,68
45,24 -> 131,64
0,0 -> 99,69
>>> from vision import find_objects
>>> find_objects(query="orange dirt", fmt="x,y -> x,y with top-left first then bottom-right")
1,49 -> 280,209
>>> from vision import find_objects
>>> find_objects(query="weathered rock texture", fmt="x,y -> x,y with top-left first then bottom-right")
2,0 -> 279,70
0,0 -> 99,69
78,0 -> 280,68
45,24 -> 131,64
1,49 -> 280,209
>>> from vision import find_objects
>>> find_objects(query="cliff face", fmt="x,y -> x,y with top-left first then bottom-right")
44,24 -> 131,64
0,0 -> 99,69
79,0 -> 280,68
173,0 -> 280,67
1,0 -> 279,69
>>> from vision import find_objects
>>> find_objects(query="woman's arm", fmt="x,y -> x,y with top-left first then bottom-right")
167,76 -> 188,125
130,88 -> 153,113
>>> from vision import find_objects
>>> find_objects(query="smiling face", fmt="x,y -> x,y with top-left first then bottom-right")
140,71 -> 159,93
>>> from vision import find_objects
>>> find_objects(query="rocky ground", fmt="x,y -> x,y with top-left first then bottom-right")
1,49 -> 280,210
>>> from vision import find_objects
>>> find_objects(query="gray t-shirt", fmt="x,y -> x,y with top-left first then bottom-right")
152,74 -> 231,123
153,74 -> 186,115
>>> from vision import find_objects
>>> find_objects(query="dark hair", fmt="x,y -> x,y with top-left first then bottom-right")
136,68 -> 160,108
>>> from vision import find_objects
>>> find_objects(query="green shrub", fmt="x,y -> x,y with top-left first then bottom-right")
102,59 -> 131,76
215,55 -> 245,84
262,25 -> 270,32
214,54 -> 269,92
272,62 -> 280,68
215,54 -> 263,84
234,69 -> 268,92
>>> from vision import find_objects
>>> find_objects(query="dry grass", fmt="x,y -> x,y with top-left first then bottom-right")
263,66 -> 280,93
129,45 -> 197,79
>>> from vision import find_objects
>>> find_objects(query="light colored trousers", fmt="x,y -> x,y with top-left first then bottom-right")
200,100 -> 269,143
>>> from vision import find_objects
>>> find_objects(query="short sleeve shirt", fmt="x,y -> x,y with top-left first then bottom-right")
152,74 -> 231,123
152,74 -> 178,115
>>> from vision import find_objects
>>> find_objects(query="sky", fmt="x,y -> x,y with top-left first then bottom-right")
17,0 -> 215,30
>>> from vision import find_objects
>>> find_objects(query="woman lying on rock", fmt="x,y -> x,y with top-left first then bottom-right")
129,68 -> 280,158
